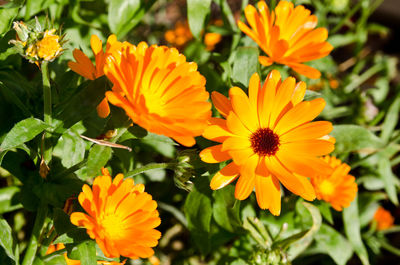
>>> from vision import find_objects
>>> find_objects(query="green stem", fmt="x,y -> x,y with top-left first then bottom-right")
331,1 -> 362,34
22,201 -> 48,265
41,61 -> 52,164
125,162 -> 176,179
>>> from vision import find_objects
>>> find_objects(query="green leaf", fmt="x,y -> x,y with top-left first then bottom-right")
187,0 -> 212,39
232,47 -> 259,87
140,133 -> 176,158
288,202 -> 322,260
53,128 -> 86,168
0,5 -> 19,37
53,77 -> 108,134
184,176 -> 213,255
343,195 -> 370,265
0,117 -> 50,151
377,158 -> 399,205
67,240 -> 96,265
53,208 -> 75,236
0,186 -> 22,214
212,185 -> 242,233
108,0 -> 156,38
317,201 -> 333,225
314,224 -> 353,265
0,217 -> 16,261
381,94 -> 400,143
86,145 -> 112,178
331,125 -> 384,154
53,228 -> 90,245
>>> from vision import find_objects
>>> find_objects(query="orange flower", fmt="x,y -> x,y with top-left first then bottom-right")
164,21 -> 193,49
204,32 -> 222,51
104,41 -> 212,147
200,70 -> 334,215
68,35 -> 121,118
374,207 -> 394,230
311,156 -> 357,211
46,243 -> 125,265
70,169 -> 161,259
238,1 -> 333,79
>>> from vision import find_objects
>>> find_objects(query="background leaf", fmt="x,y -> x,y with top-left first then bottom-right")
187,0 -> 212,39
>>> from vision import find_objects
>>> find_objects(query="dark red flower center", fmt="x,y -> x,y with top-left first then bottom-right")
250,128 -> 280,156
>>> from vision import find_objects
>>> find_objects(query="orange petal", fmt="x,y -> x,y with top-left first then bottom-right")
211,91 -> 233,118
287,63 -> 321,79
255,174 -> 281,215
210,162 -> 240,190
96,98 -> 110,118
259,56 -> 273,66
200,144 -> 231,163
234,155 -> 258,200
229,86 -> 259,131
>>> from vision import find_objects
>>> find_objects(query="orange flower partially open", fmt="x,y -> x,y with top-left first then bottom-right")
104,42 -> 212,147
46,243 -> 125,265
311,156 -> 357,211
200,70 -> 334,215
70,169 -> 161,259
238,1 -> 333,79
68,35 -> 121,118
374,207 -> 394,230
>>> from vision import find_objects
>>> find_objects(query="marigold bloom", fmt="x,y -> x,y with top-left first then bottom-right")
311,156 -> 357,211
70,169 -> 161,259
200,70 -> 334,215
104,41 -> 211,147
374,207 -> 394,230
68,35 -> 121,118
238,1 -> 333,79
164,21 -> 193,48
204,32 -> 222,51
46,243 -> 125,265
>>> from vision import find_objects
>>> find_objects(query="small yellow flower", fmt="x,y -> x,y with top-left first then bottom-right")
9,19 -> 65,65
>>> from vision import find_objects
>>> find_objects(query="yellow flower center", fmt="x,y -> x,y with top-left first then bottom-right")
36,34 -> 61,60
101,214 -> 125,240
319,180 -> 335,196
250,128 -> 280,156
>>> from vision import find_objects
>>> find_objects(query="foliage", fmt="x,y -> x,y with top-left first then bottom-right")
0,0 -> 399,264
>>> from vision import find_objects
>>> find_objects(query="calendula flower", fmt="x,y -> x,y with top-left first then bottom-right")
104,41 -> 211,147
374,207 -> 394,231
238,1 -> 333,79
70,168 -> 161,259
164,21 -> 193,49
204,32 -> 222,51
200,70 -> 334,215
68,34 -> 123,118
311,156 -> 357,211
9,19 -> 66,66
46,243 -> 125,265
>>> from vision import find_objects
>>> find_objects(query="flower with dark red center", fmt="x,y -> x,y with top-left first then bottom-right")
200,70 -> 335,215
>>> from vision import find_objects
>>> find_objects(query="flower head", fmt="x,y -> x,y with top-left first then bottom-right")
311,156 -> 357,211
164,21 -> 193,49
374,207 -> 394,231
200,70 -> 334,215
68,34 -> 123,118
104,41 -> 212,147
238,1 -> 333,79
70,169 -> 161,259
10,19 -> 65,65
204,32 -> 222,51
46,243 -> 125,265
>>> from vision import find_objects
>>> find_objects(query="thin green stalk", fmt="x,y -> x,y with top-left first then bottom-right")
41,61 -> 52,164
331,1 -> 362,34
125,162 -> 176,179
22,201 -> 48,265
